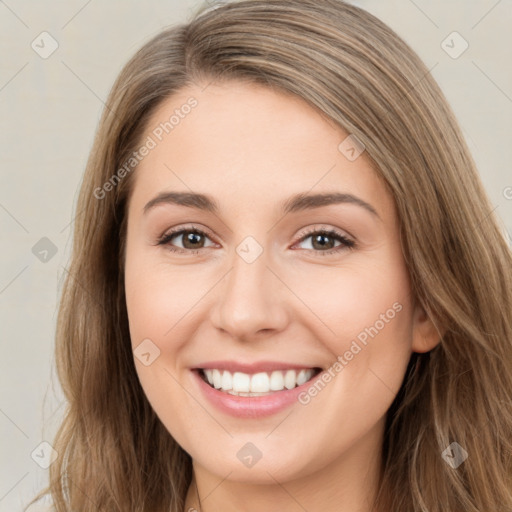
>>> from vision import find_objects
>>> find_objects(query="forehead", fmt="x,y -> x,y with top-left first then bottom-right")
128,80 -> 393,220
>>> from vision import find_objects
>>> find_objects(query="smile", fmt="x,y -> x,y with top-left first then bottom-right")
198,367 -> 322,396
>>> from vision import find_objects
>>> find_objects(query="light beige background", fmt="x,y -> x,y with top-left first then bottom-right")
0,0 -> 510,510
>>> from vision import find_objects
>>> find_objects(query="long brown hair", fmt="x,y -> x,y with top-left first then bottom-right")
27,1 -> 512,510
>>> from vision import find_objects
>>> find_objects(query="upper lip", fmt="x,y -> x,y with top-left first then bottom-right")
192,360 -> 323,374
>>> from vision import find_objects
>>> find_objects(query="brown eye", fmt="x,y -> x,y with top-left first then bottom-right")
310,232 -> 337,250
157,227 -> 216,254
175,230 -> 207,249
294,228 -> 356,255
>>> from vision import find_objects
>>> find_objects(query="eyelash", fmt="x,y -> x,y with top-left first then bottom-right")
156,225 -> 356,257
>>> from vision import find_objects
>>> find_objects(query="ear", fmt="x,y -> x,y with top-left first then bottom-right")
411,302 -> 444,353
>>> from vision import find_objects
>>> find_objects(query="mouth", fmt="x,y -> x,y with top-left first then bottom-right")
194,367 -> 323,397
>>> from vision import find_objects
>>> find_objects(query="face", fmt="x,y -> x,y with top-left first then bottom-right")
124,80 -> 438,488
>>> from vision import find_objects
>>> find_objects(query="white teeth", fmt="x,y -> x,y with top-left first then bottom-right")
201,368 -> 318,394
296,369 -> 309,386
221,370 -> 232,390
250,372 -> 270,392
269,370 -> 284,390
212,369 -> 222,389
233,372 -> 251,392
284,369 -> 296,390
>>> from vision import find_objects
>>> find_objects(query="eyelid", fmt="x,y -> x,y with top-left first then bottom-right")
294,224 -> 354,243
159,223 -> 217,242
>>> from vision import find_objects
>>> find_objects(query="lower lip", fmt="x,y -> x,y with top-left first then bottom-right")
192,369 -> 323,418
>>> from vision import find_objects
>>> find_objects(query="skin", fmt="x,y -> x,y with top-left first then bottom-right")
124,80 -> 441,512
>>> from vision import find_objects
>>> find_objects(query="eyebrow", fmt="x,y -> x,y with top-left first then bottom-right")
143,191 -> 380,219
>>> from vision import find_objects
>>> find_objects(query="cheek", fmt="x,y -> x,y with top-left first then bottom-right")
289,253 -> 414,393
124,256 -> 200,443
288,259 -> 414,449
124,253 -> 204,348
126,274 -> 182,344
125,266 -> 163,347
292,256 -> 412,342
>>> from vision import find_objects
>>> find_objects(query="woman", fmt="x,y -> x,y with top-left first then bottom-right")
27,0 -> 512,511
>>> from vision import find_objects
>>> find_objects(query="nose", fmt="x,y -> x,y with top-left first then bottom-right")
210,245 -> 290,341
